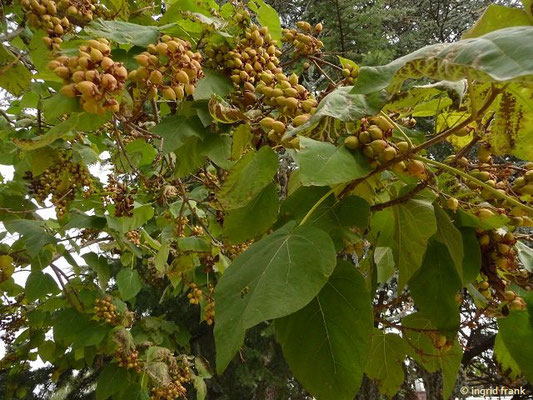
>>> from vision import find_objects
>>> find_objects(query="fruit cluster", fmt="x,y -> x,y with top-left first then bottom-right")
203,284 -> 215,326
281,22 -> 324,56
476,230 -> 529,309
126,230 -> 141,246
129,35 -> 203,102
116,347 -> 142,373
139,258 -> 166,288
187,283 -> 203,305
104,176 -> 134,217
173,216 -> 188,238
343,115 -> 426,179
0,302 -> 25,346
24,152 -> 94,218
205,24 -> 282,86
94,297 -> 120,325
49,39 -> 127,114
21,0 -> 97,50
341,62 -> 360,85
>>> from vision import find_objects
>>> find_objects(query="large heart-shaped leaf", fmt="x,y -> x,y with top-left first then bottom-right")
276,260 -> 373,400
353,27 -> 533,94
214,222 -> 336,373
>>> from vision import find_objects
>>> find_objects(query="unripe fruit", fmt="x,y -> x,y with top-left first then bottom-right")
102,74 -> 117,90
47,60 -> 61,70
314,23 -> 323,33
260,117 -> 275,129
372,115 -> 394,132
477,208 -> 495,220
370,139 -> 387,153
510,299 -> 526,310
478,145 -> 492,163
363,146 -> 374,158
135,54 -> 150,67
114,66 -> 128,80
82,98 -> 98,113
478,234 -> 490,246
156,42 -> 168,55
454,127 -> 470,137
149,70 -> 163,85
359,131 -> 371,144
176,70 -> 189,84
503,290 -> 516,301
185,83 -> 195,96
520,184 -> 533,195
90,47 -> 103,63
272,120 -> 286,133
479,281 -> 489,290
497,243 -> 511,255
381,146 -> 397,161
406,160 -> 426,179
396,141 -> 410,153
292,114 -> 310,127
72,70 -> 86,83
162,87 -> 176,100
368,125 -> 383,140
285,97 -> 299,110
101,57 -> 114,71
525,170 -> 533,182
173,85 -> 185,100
435,335 -> 447,348
54,66 -> 71,79
344,136 -> 360,150
342,68 -> 351,78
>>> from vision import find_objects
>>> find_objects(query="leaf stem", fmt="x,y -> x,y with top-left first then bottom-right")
299,187 -> 337,226
415,156 -> 533,214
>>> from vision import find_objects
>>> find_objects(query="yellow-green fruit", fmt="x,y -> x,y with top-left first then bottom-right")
173,85 -> 185,100
520,184 -> 533,195
406,160 -> 426,179
185,83 -> 195,96
497,243 -> 511,255
370,140 -> 388,153
90,47 -> 103,62
368,125 -> 383,140
391,161 -> 406,174
101,57 -> 114,71
292,114 -> 310,127
342,68 -> 351,78
396,141 -> 410,154
525,170 -> 533,182
175,70 -> 189,85
477,208 -> 495,220
479,281 -> 490,290
162,87 -> 176,100
272,120 -> 286,133
359,131 -> 371,144
381,146 -> 397,161
446,197 -> 459,211
511,217 -> 524,226
511,299 -> 526,310
149,70 -> 163,85
454,127 -> 470,137
363,146 -> 374,159
371,116 -> 394,132
135,54 -> 150,67
82,99 -> 98,113
478,145 -> 492,163
54,66 -> 70,79
344,136 -> 360,150
260,117 -> 275,129
478,234 -> 490,246
503,290 -> 516,301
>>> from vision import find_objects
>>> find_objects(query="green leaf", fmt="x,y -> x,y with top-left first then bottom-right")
125,139 -> 158,167
85,19 -> 159,47
3,219 -> 57,257
497,293 -> 533,382
297,137 -> 372,186
391,198 -> 437,290
194,70 -> 234,101
402,312 -> 463,398
524,0 -> 533,17
276,260 -> 373,400
106,204 -> 154,233
151,115 -> 205,154
26,272 -> 60,302
96,365 -> 130,400
493,334 -> 522,380
248,0 -> 282,46
365,330 -> 409,398
116,269 -> 143,301
177,237 -> 210,252
38,341 -> 56,363
434,206 -> 463,279
12,114 -> 80,150
42,93 -> 81,123
0,45 -> 31,96
409,240 -> 462,332
286,87 -> 387,137
460,228 -> 482,283
214,222 -> 337,373
218,146 -> 278,209
516,241 -> 533,272
231,124 -> 252,160
353,27 -> 533,94
463,5 -> 532,39
223,183 -> 279,244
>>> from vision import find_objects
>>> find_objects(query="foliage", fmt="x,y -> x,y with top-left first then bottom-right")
1,0 -> 533,400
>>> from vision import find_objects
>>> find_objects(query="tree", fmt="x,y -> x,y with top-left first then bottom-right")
1,0 -> 533,400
